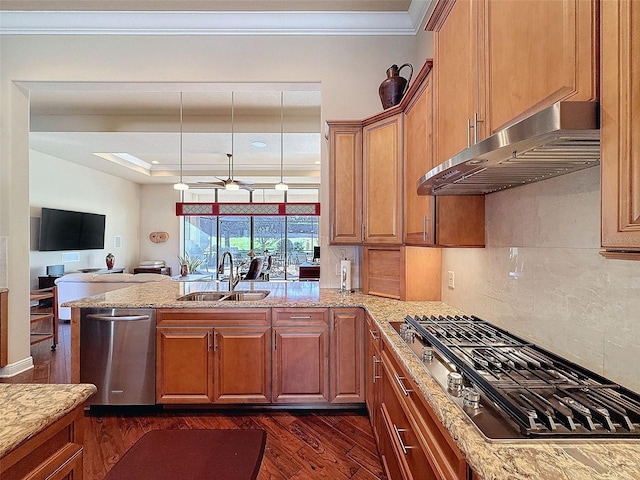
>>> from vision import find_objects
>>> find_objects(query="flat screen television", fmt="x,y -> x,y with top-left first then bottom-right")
39,207 -> 106,251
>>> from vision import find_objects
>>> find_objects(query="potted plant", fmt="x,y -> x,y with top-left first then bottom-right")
176,252 -> 203,275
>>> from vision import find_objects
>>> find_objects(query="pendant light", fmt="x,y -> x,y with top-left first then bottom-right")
226,92 -> 240,191
173,92 -> 189,191
275,91 -> 288,191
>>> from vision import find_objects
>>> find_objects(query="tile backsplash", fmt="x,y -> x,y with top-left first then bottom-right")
442,166 -> 640,392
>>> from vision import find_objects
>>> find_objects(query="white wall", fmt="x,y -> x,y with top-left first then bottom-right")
1,32 -> 421,370
29,150 -> 141,288
441,167 -> 640,392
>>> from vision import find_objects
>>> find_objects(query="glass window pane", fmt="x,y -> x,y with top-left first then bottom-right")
219,215 -> 251,276
252,189 -> 285,203
254,216 -> 286,280
184,216 -> 217,274
286,215 -> 319,279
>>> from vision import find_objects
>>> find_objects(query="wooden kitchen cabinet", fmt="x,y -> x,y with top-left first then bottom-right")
380,342 -> 471,480
484,0 -> 598,132
156,309 -> 271,404
365,313 -> 382,443
428,0 -> 598,164
272,308 -> 329,404
329,308 -> 365,404
213,326 -> 271,403
403,63 -> 485,247
328,121 -> 363,244
362,246 -> 442,301
363,113 -> 404,244
600,0 -> 640,257
156,327 -> 214,403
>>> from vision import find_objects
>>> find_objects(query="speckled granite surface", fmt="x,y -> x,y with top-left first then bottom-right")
64,281 -> 640,480
0,383 -> 96,458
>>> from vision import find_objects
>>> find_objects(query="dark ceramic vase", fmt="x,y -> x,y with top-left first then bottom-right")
379,63 -> 414,110
105,253 -> 115,270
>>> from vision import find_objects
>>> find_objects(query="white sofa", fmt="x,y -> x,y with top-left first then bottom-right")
55,272 -> 172,320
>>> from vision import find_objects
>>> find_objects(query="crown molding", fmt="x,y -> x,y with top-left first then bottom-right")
0,7 -> 431,35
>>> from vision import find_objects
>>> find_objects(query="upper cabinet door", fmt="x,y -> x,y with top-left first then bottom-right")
363,114 -> 403,244
601,0 -> 640,256
404,71 -> 436,246
484,0 -> 599,132
430,0 -> 481,166
328,122 -> 363,244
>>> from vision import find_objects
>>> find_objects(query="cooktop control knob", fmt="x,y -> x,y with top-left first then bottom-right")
463,387 -> 481,409
421,346 -> 434,362
447,372 -> 463,392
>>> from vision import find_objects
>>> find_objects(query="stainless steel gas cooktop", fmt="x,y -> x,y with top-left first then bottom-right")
393,315 -> 640,442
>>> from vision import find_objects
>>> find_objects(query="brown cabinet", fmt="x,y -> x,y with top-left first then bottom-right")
363,113 -> 404,244
362,245 -> 442,301
30,287 -> 58,350
379,341 -> 471,480
0,406 -> 85,480
156,309 -> 271,404
1,290 -> 7,368
365,313 -> 382,443
484,0 -> 598,132
600,0 -> 640,257
329,308 -> 365,403
403,64 -> 485,248
428,0 -> 598,164
328,121 -> 363,244
272,308 -> 329,404
404,67 -> 436,246
156,327 -> 214,403
213,326 -> 271,404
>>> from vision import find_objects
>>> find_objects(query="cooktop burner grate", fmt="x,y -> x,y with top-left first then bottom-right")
402,314 -> 640,439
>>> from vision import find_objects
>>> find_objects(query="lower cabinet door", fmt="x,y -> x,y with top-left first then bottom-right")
156,327 -> 213,403
272,325 -> 329,404
213,326 -> 271,404
330,308 -> 365,403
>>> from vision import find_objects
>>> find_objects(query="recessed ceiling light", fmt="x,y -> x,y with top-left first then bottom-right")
314,161 -> 321,164
252,141 -> 267,148
151,160 -> 159,164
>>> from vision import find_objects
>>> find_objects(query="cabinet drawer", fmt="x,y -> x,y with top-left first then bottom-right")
157,308 -> 270,326
381,359 -> 435,480
383,343 -> 469,480
272,308 -> 328,326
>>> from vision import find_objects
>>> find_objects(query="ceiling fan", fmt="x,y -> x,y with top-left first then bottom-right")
193,153 -> 254,191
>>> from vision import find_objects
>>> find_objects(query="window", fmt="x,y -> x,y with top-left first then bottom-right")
181,188 -> 319,280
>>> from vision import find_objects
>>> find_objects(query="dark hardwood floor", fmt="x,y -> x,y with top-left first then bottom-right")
2,322 -> 385,480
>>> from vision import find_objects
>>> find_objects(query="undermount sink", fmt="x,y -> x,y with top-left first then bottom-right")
178,290 -> 271,302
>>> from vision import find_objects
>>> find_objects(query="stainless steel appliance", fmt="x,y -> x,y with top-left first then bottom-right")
80,308 -> 156,405
394,315 -> 640,441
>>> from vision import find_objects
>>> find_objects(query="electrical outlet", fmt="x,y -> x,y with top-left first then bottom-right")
448,271 -> 455,289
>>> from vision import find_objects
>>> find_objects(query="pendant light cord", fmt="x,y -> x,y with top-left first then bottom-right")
179,92 -> 183,182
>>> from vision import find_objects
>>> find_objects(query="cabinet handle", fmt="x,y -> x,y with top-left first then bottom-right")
474,112 -> 483,145
393,373 -> 413,396
467,117 -> 473,148
372,356 -> 381,383
369,329 -> 379,341
289,315 -> 312,319
213,331 -> 217,351
207,331 -> 212,351
422,215 -> 427,241
393,424 -> 415,455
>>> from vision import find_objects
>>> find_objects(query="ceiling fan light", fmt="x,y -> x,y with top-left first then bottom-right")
225,182 -> 240,191
174,181 -> 189,191
275,181 -> 289,191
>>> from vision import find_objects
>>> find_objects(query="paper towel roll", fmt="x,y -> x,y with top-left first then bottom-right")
340,260 -> 352,292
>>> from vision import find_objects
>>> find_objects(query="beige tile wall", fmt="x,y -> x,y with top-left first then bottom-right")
441,166 -> 640,392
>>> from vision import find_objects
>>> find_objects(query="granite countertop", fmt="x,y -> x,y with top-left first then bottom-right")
64,281 -> 640,480
0,383 -> 97,458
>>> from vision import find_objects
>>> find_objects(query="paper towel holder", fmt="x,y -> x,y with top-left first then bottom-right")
338,259 -> 353,294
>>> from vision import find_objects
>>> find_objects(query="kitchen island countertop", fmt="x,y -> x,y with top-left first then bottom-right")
64,280 -> 640,480
0,383 -> 96,458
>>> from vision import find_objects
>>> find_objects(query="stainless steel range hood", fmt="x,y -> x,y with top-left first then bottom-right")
417,101 -> 600,196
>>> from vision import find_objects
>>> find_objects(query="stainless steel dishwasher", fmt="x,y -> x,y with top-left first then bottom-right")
80,308 -> 156,405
